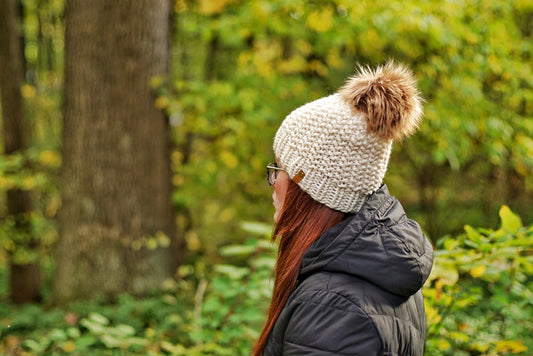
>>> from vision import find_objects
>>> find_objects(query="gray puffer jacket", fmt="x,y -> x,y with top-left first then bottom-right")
263,185 -> 434,356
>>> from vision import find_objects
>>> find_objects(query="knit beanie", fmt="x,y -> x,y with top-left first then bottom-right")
273,61 -> 423,213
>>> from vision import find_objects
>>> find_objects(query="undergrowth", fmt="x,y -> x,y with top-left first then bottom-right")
1,209 -> 532,355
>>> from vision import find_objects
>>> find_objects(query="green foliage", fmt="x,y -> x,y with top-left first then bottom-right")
0,0 -> 63,268
167,0 -> 533,248
0,149 -> 59,264
1,0 -> 532,354
2,209 -> 532,355
2,0 -> 532,272
424,206 -> 533,355
0,222 -> 275,355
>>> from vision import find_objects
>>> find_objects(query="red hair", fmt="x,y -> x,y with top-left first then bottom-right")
253,180 -> 349,355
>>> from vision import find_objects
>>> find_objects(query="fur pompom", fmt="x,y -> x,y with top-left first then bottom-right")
338,61 -> 423,141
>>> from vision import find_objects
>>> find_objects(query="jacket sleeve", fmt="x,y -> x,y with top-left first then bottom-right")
281,289 -> 382,355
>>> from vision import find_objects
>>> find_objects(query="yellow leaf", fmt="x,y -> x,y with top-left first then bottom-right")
469,265 -> 486,278
279,55 -> 307,74
156,231 -> 170,248
21,84 -> 36,99
515,0 -> 533,10
198,0 -> 230,15
219,207 -> 235,223
308,59 -> 328,77
172,174 -> 185,186
39,150 -> 61,167
155,96 -> 169,110
237,52 -> 251,67
437,339 -> 451,351
220,151 -> 238,168
494,340 -> 528,353
449,331 -> 469,343
470,342 -> 490,352
4,239 -> 16,252
295,39 -> 312,55
0,176 -> 8,189
61,340 -> 76,352
146,237 -> 158,250
185,231 -> 201,252
22,176 -> 36,189
171,150 -> 183,165
306,9 -> 334,32
149,75 -> 164,89
424,304 -> 441,324
174,0 -> 187,13
252,1 -> 270,18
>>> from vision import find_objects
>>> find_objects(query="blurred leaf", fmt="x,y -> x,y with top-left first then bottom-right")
240,221 -> 272,237
500,205 -> 522,233
306,9 -> 334,32
494,340 -> 528,353
214,264 -> 249,279
87,312 -> 109,326
219,244 -> 257,257
198,0 -> 230,14
49,328 -> 67,341
469,265 -> 486,278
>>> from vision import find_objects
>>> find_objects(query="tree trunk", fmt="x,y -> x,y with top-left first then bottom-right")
0,0 -> 42,303
54,0 -> 182,303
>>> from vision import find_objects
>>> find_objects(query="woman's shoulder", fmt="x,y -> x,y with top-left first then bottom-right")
276,271 -> 426,355
295,270 -> 422,319
271,272 -> 382,355
293,271 -> 371,312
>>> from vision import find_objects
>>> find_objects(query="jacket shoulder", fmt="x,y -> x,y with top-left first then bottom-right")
266,271 -> 427,356
268,272 -> 381,355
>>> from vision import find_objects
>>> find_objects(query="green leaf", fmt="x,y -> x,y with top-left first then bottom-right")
22,339 -> 47,353
499,205 -> 522,233
87,312 -> 110,325
74,335 -> 97,349
214,264 -> 249,279
80,319 -> 107,334
240,221 -> 273,237
464,225 -> 483,248
219,244 -> 257,256
101,334 -> 121,348
113,324 -> 136,337
49,328 -> 67,341
429,260 -> 459,286
67,327 -> 81,339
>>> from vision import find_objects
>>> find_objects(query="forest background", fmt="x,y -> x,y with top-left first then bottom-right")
0,0 -> 532,355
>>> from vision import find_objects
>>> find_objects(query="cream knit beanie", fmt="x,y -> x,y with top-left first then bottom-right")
273,61 -> 423,213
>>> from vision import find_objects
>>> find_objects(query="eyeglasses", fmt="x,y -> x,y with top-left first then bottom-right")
267,162 -> 285,186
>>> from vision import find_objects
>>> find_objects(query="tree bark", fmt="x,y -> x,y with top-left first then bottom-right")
0,0 -> 42,303
54,0 -> 182,303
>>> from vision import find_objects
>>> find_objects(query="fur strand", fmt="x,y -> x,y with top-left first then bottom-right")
338,61 -> 423,141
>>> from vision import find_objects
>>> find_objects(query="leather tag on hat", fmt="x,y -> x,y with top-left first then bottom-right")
292,170 -> 305,184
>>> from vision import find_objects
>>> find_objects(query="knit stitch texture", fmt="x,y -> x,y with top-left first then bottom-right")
274,94 -> 392,213
273,62 -> 422,213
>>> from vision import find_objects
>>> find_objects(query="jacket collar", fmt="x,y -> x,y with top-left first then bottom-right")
299,185 -> 433,297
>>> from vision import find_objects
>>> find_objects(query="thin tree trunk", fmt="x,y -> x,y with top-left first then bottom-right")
0,0 -> 41,303
54,0 -> 182,303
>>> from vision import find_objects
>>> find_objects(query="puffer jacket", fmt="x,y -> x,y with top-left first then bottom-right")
263,185 -> 434,356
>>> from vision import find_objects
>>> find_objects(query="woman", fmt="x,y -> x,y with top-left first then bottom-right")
254,62 -> 434,355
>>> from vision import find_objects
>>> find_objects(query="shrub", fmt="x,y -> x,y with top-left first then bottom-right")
424,206 -> 533,355
1,208 -> 531,355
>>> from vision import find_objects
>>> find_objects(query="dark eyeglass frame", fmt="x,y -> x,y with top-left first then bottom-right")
266,162 -> 285,186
